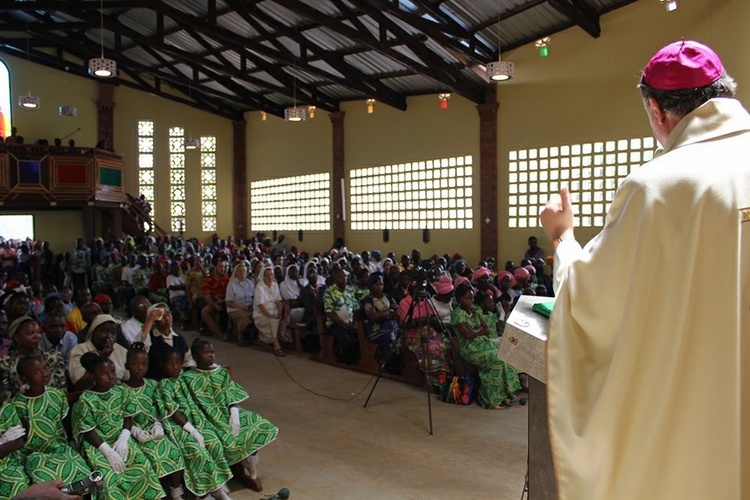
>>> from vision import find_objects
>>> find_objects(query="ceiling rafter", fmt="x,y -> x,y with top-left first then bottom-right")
273,0 -> 483,104
0,0 -> 640,120
366,0 -> 496,64
547,0 -> 600,38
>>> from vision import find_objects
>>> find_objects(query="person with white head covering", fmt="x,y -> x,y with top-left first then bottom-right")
68,314 -> 129,391
253,265 -> 285,356
279,265 -> 304,324
136,303 -> 195,380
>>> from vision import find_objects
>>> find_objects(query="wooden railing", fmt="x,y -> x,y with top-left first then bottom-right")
0,144 -> 125,206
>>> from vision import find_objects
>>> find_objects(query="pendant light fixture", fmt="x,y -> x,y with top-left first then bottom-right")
366,99 -> 375,114
185,80 -> 198,150
486,0 -> 514,82
438,93 -> 451,109
88,0 -> 117,78
18,24 -> 40,109
285,59 -> 306,122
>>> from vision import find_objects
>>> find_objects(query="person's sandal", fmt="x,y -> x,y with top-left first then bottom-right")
274,348 -> 286,357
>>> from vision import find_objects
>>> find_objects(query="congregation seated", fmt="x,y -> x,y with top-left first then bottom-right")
0,316 -> 66,397
253,265 -> 285,357
225,260 -> 254,346
323,268 -> 359,365
360,273 -> 399,371
68,314 -> 129,391
451,286 -> 521,409
297,263 -> 324,353
135,303 -> 195,380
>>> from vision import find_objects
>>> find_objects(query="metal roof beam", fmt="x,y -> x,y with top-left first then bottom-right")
547,0 -> 600,38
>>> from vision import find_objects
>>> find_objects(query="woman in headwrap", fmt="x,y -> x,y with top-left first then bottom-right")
360,273 -> 399,371
0,316 -> 65,397
253,265 -> 285,357
431,274 -> 455,327
451,285 -> 521,409
68,314 -> 129,391
397,281 -> 451,388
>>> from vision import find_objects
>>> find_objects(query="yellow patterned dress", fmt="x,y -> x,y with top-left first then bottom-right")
158,375 -> 232,497
122,379 -> 185,478
183,366 -> 278,464
12,387 -> 91,484
0,401 -> 28,499
72,385 -> 164,500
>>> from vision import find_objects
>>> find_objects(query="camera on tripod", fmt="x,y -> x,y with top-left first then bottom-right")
407,266 -> 431,296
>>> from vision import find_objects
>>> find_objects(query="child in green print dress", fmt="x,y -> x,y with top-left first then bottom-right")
0,382 -> 28,499
183,339 -> 278,492
157,346 -> 232,500
123,343 -> 186,499
72,352 -> 164,500
12,355 -> 91,486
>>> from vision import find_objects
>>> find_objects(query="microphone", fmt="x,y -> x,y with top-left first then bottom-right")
60,127 -> 81,140
263,488 -> 290,499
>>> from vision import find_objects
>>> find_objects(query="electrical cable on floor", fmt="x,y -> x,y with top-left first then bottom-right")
271,354 -> 377,402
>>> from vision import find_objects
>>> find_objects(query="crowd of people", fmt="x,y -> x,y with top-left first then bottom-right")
0,230 -> 552,497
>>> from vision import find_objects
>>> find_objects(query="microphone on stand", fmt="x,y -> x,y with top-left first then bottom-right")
60,127 -> 81,140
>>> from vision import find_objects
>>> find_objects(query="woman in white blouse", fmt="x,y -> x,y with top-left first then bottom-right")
225,261 -> 255,346
253,265 -> 285,356
280,265 -> 305,324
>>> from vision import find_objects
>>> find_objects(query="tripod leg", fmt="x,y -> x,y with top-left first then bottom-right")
363,328 -> 404,408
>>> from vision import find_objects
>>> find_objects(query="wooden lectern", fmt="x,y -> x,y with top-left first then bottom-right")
499,296 -> 558,499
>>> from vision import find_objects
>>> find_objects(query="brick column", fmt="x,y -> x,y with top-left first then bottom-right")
232,119 -> 248,239
97,83 -> 115,149
477,86 -> 499,260
329,111 -> 346,243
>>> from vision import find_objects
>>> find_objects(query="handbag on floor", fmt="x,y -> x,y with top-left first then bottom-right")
438,372 -> 474,405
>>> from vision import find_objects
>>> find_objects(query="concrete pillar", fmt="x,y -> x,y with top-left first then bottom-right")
329,111 -> 346,244
232,119 -> 247,239
477,86 -> 499,260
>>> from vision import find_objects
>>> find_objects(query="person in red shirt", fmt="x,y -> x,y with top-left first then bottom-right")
200,259 -> 230,337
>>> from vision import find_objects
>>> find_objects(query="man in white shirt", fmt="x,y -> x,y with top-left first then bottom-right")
121,295 -> 150,345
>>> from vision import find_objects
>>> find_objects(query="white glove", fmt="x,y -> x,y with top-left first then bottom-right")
0,425 -> 26,445
113,429 -> 131,462
229,407 -> 241,436
150,421 -> 165,440
131,426 -> 152,443
99,442 -> 125,473
182,422 -> 205,448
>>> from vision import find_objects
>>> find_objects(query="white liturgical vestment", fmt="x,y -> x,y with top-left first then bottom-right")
547,98 -> 750,500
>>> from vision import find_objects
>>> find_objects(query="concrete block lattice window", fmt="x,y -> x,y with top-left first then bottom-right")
169,127 -> 186,233
350,155 -> 474,231
250,173 -> 331,231
508,138 -> 655,229
200,136 -> 217,233
137,120 -> 155,218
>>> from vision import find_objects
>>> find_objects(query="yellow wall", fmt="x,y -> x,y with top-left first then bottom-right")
0,209 -> 84,253
344,94 -> 481,262
113,85 -> 234,239
246,94 -> 481,261
246,107 -> 333,252
496,0 -> 750,261
2,54 -> 99,147
3,0 -> 747,265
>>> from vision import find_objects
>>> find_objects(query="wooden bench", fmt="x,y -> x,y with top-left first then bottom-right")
314,302 -> 336,364
354,311 -> 380,372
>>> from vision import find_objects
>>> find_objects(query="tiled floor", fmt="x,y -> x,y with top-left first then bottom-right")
181,331 -> 528,500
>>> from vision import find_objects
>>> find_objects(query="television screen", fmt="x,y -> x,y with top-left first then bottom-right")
0,214 -> 34,241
